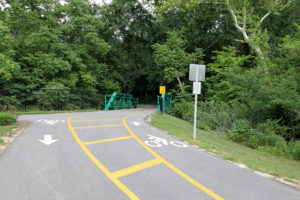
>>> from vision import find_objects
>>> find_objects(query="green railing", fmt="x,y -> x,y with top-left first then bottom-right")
157,94 -> 172,114
105,92 -> 138,111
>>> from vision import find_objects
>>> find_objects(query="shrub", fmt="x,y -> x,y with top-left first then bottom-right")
0,113 -> 16,126
290,140 -> 300,160
228,119 -> 252,144
170,100 -> 194,121
197,111 -> 217,130
248,133 -> 269,149
248,135 -> 260,149
264,133 -> 285,147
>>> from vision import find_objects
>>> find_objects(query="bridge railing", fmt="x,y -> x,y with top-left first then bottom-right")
105,92 -> 138,111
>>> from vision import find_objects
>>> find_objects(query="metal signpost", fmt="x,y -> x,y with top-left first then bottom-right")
159,86 -> 166,114
189,64 -> 206,140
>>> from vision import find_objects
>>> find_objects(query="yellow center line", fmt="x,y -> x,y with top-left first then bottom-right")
73,124 -> 123,130
112,158 -> 162,179
83,136 -> 134,145
71,118 -> 122,122
68,117 -> 140,200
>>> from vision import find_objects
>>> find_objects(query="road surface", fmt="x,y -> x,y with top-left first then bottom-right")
0,108 -> 299,200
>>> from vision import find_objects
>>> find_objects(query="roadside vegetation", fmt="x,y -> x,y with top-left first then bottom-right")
150,112 -> 300,187
170,100 -> 300,161
0,111 -> 27,154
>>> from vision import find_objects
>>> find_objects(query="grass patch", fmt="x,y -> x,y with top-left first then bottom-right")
0,121 -> 30,154
149,112 -> 300,184
0,122 -> 23,137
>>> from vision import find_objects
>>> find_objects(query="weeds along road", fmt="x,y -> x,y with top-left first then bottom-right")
0,108 -> 299,200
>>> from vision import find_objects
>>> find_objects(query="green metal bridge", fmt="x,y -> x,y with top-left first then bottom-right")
104,92 -> 138,111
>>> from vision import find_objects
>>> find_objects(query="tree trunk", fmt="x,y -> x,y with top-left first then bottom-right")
176,76 -> 184,94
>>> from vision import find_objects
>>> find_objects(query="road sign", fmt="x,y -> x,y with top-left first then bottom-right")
193,82 -> 201,94
160,86 -> 166,94
189,64 -> 206,82
189,64 -> 206,140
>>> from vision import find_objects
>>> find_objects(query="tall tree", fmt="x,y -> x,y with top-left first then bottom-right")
153,31 -> 203,93
0,20 -> 18,81
156,0 -> 291,64
101,0 -> 161,101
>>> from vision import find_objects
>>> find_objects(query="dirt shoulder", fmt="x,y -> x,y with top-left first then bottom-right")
0,121 -> 31,155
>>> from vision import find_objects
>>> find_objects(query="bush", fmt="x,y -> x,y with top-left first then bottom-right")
290,140 -> 300,160
170,100 -> 194,122
264,133 -> 285,147
0,113 -> 16,126
228,119 -> 252,144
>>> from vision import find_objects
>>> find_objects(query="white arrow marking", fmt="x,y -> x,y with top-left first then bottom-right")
38,135 -> 58,146
131,121 -> 140,126
37,120 -> 65,125
45,120 -> 58,125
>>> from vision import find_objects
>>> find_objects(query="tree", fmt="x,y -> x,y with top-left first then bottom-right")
0,20 -> 18,81
156,0 -> 291,64
152,31 -> 203,93
100,0 -> 162,101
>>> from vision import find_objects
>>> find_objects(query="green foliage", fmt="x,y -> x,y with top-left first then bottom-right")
290,141 -> 300,160
152,31 -> 191,82
206,46 -> 252,103
169,100 -> 194,122
0,21 -> 19,81
167,85 -> 194,102
152,31 -> 203,93
228,120 -> 252,144
0,113 -> 16,126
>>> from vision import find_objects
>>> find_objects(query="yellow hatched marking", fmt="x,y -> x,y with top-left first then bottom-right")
83,136 -> 133,145
73,124 -> 123,129
68,118 -> 140,200
68,109 -> 224,200
112,159 -> 162,178
122,113 -> 224,200
71,118 -> 122,122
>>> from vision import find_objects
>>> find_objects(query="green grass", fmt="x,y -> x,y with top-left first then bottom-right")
149,112 -> 300,184
0,122 -> 23,138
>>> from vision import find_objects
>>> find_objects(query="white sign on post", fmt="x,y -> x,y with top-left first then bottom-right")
189,64 -> 206,140
193,82 -> 201,94
189,64 -> 206,82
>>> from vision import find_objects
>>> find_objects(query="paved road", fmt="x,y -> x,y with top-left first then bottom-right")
0,108 -> 299,200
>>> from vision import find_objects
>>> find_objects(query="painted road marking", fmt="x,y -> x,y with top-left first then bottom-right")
68,110 -> 224,200
122,113 -> 224,200
83,136 -> 134,145
112,159 -> 162,178
131,121 -> 140,126
38,135 -> 58,145
37,119 -> 65,125
68,118 -> 140,200
144,135 -> 188,148
71,118 -> 122,123
73,124 -> 123,130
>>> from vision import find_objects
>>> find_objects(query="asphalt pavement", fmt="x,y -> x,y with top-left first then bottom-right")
0,108 -> 299,200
